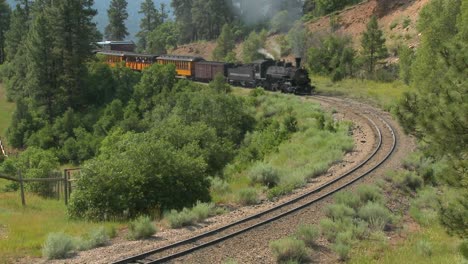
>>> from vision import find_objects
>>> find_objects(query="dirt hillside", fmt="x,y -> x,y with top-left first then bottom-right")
170,0 -> 429,61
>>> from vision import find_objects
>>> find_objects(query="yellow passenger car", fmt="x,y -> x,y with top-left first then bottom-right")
156,55 -> 204,78
97,50 -> 157,71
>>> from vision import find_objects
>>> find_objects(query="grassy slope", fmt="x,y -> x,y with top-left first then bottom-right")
313,75 -> 412,111
0,84 -> 121,260
350,224 -> 463,264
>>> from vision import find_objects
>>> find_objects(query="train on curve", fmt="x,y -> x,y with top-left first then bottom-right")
96,50 -> 315,95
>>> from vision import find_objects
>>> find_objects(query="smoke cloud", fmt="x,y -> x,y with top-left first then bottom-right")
231,0 -> 304,25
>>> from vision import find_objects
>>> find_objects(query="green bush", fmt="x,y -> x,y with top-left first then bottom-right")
459,240 -> 468,260
249,163 -> 280,188
191,201 -> 216,221
237,188 -> 259,205
210,177 -> 230,194
87,227 -> 110,247
325,204 -> 355,221
334,191 -> 361,209
332,242 -> 351,261
165,208 -> 197,228
270,237 -> 308,263
416,239 -> 433,257
409,187 -> 439,226
294,224 -> 320,246
127,216 -> 157,240
357,185 -> 384,204
358,202 -> 392,231
42,232 -> 75,260
401,172 -> 423,191
320,218 -> 354,242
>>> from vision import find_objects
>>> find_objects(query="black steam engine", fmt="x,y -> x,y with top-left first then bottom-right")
227,58 -> 314,95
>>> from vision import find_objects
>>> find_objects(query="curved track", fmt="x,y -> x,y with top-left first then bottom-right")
113,95 -> 397,264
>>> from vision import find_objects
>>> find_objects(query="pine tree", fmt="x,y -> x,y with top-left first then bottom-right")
212,24 -> 235,61
0,0 -> 10,64
171,0 -> 194,43
137,0 -> 159,52
105,0 -> 128,41
360,16 -> 387,73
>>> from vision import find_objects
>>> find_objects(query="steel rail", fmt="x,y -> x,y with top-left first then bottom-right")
113,97 -> 396,264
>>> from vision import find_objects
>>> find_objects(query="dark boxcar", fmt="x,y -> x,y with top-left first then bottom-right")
194,61 -> 228,82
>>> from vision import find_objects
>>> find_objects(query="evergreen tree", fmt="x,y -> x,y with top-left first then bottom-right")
136,0 -> 159,52
171,0 -> 194,43
360,16 -> 387,73
2,3 -> 32,100
212,24 -> 235,61
105,0 -> 128,41
395,0 -> 467,238
146,22 -> 179,54
0,0 -> 10,64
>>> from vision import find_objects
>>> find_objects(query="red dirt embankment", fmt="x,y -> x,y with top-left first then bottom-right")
170,0 -> 429,61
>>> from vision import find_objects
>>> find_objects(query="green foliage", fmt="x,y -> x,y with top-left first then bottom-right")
270,237 -> 309,263
398,45 -> 415,84
307,35 -> 355,81
136,0 -> 167,52
402,17 -> 412,29
334,191 -> 361,210
105,0 -> 129,41
127,215 -> 157,240
460,240 -> 468,260
42,233 -> 75,260
237,187 -> 259,205
213,24 -> 236,61
209,73 -> 231,93
248,162 -> 280,188
326,203 -> 355,221
146,22 -> 179,54
242,30 -> 267,63
358,202 -> 392,231
0,147 -> 59,197
77,226 -> 110,250
0,0 -> 10,64
288,22 -> 309,59
332,241 -> 351,261
164,202 -> 219,228
270,10 -> 294,33
409,187 -> 440,226
360,16 -> 387,73
304,0 -> 362,17
416,239 -> 433,257
294,224 -> 320,246
357,185 -> 384,205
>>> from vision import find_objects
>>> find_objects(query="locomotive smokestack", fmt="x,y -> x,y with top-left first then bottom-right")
295,57 -> 302,68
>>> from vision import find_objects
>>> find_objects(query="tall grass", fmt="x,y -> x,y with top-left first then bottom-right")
0,192 -> 120,259
313,75 -> 411,111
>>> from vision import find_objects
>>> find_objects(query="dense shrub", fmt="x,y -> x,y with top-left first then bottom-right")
409,187 -> 439,226
320,218 -> 354,242
164,202 -> 220,228
325,204 -> 355,221
248,163 -> 281,188
357,185 -> 384,204
42,233 -> 75,260
270,237 -> 308,263
165,208 -> 196,228
237,188 -> 259,205
127,216 -> 157,240
294,224 -> 320,246
332,242 -> 351,261
334,191 -> 361,209
358,202 -> 392,231
77,227 -> 110,250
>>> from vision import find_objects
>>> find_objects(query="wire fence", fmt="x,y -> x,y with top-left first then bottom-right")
0,168 -> 81,206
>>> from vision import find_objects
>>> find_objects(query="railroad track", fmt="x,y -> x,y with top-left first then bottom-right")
113,95 -> 397,264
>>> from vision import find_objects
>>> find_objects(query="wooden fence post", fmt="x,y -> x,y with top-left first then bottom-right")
64,170 -> 68,206
19,170 -> 25,207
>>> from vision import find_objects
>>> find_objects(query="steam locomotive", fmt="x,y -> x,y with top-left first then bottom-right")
97,50 -> 315,95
